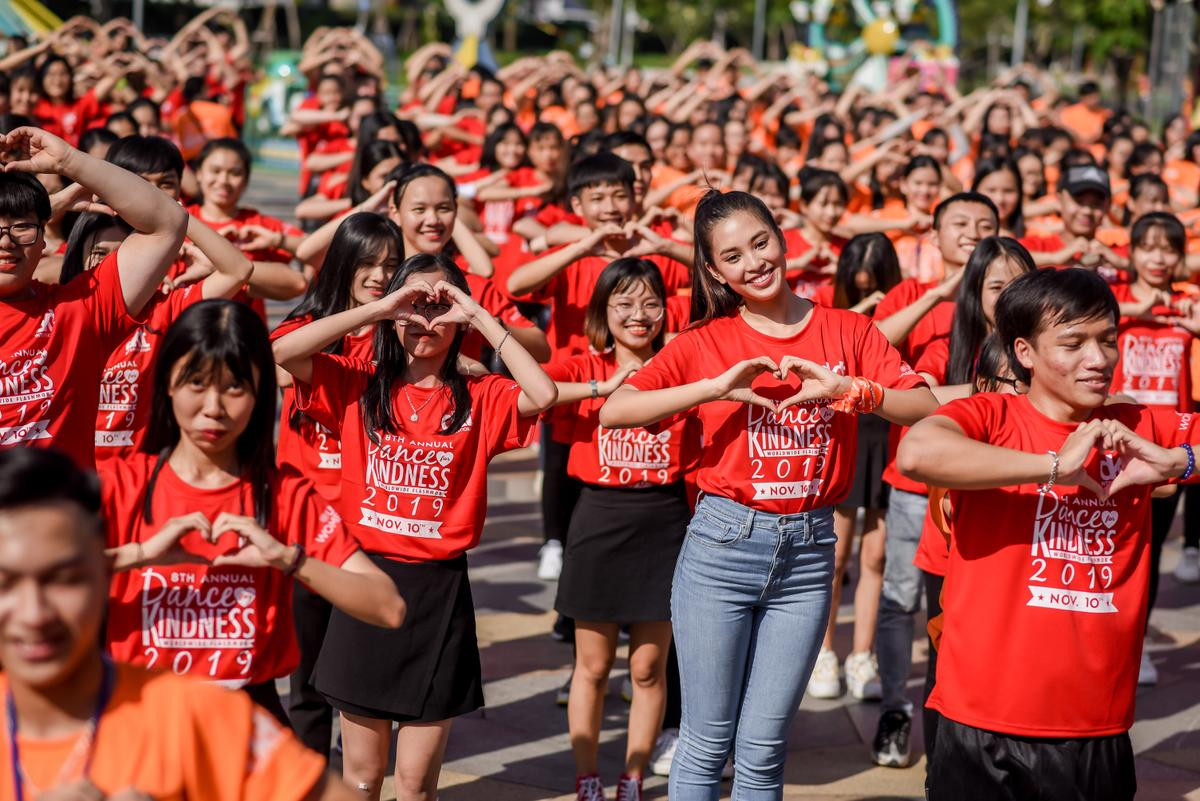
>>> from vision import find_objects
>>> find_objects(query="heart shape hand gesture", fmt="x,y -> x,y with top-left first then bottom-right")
775,356 -> 852,415
709,356 -> 782,413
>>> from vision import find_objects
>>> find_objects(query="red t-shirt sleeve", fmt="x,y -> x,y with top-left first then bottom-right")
65,250 -> 143,349
853,313 -> 926,389
933,393 -> 998,439
872,280 -> 917,321
276,473 -> 360,566
625,326 -> 698,391
914,337 -> 950,384
294,353 -> 372,435
477,374 -> 538,455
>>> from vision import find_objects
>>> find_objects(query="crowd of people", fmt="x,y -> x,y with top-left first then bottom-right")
0,11 -> 1198,801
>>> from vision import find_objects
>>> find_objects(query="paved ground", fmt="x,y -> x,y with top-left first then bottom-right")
245,167 -> 1200,801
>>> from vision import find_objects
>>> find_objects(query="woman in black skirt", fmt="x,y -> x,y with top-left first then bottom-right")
273,251 -> 557,801
543,258 -> 700,801
809,234 -> 902,702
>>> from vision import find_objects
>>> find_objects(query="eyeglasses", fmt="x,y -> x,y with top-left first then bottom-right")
411,302 -> 452,317
0,223 -> 42,247
609,300 -> 665,321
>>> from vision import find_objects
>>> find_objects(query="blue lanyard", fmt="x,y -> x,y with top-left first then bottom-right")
7,656 -> 115,801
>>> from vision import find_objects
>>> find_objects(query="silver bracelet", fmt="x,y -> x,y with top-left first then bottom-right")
1038,450 -> 1059,495
495,330 -> 512,353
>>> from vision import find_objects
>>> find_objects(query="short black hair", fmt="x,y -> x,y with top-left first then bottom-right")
79,127 -> 118,154
602,131 -> 651,152
798,167 -> 849,205
995,268 -> 1118,384
1131,211 -> 1186,255
568,152 -> 635,199
107,135 -> 185,180
933,191 -> 998,230
0,172 -> 51,223
0,448 -> 100,522
1079,81 -> 1101,97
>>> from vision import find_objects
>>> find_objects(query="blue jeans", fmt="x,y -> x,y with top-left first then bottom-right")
669,494 -> 836,801
875,487 -> 928,715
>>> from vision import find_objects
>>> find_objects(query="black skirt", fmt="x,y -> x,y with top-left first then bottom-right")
555,482 -> 689,622
841,414 -> 891,510
312,554 -> 483,723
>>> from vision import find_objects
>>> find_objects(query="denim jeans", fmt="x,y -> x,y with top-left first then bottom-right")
669,494 -> 836,801
876,488 -> 929,715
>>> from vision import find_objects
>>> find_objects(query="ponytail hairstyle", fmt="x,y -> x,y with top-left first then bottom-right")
832,233 -> 901,310
690,190 -> 785,323
583,258 -> 668,352
390,162 -> 458,207
363,253 -> 473,439
347,140 -> 405,206
141,300 -> 278,526
946,236 -> 1035,385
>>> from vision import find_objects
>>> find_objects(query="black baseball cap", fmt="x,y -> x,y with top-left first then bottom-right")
1058,165 -> 1111,200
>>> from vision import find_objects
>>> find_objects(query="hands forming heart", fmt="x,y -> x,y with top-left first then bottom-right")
0,127 -> 73,176
137,511 -> 293,571
709,356 -> 852,415
1054,418 -> 1187,500
388,279 -> 481,330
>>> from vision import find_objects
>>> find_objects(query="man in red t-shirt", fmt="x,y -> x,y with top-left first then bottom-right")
0,126 -> 187,469
1022,166 -> 1129,280
506,152 -> 691,583
898,267 -> 1200,800
869,192 -> 999,769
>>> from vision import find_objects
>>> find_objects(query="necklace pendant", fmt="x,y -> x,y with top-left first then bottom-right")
410,413 -> 419,422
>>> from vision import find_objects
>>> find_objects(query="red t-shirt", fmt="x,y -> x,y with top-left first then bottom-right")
0,251 -> 139,469
186,205 -> 302,318
1021,233 -> 1130,283
461,272 -> 535,362
295,353 -> 536,561
475,167 -> 545,245
928,393 -> 1200,737
1110,283 -> 1194,412
625,307 -> 925,512
545,351 -> 701,486
33,91 -> 103,145
666,294 -> 691,332
272,316 -> 375,502
783,229 -> 844,299
531,251 -> 690,359
101,455 -> 359,686
95,285 -> 205,460
874,278 -> 955,495
911,336 -> 953,575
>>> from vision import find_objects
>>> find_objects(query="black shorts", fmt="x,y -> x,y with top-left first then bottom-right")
928,716 -> 1136,801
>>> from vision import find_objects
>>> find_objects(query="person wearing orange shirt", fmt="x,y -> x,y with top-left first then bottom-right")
0,447 -> 361,801
1059,81 -> 1109,146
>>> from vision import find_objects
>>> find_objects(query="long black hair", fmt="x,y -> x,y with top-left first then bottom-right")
690,190 -> 785,323
363,253 -> 473,439
480,122 -> 528,172
60,212 -> 132,284
971,157 -> 1026,237
285,212 -> 405,350
141,300 -> 277,526
946,236 -> 1036,385
833,234 -> 901,309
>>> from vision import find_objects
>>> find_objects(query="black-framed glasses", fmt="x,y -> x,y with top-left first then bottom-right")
0,223 -> 42,247
609,300 -> 666,321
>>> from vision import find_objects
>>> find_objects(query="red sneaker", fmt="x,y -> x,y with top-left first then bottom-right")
615,773 -> 642,801
575,773 -> 605,801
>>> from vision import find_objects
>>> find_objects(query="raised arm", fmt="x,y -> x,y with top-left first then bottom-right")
3,127 -> 187,316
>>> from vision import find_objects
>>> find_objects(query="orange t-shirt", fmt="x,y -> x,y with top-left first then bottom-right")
1059,103 -> 1108,145
0,663 -> 326,801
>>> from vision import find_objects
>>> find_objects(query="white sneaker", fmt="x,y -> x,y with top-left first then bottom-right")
845,652 -> 883,701
1174,546 -> 1200,583
537,540 -> 563,580
806,648 -> 842,699
650,728 -> 678,776
1138,648 -> 1158,686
